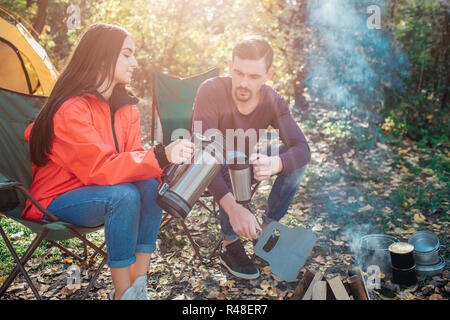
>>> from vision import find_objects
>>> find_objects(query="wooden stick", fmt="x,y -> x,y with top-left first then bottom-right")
348,274 -> 369,300
292,269 -> 315,300
349,266 -> 371,300
302,271 -> 323,300
327,276 -> 351,300
356,267 -> 371,300
312,281 -> 327,300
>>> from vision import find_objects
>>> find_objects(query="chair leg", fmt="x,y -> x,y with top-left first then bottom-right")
251,181 -> 261,197
88,242 -> 105,262
45,229 -> 107,300
80,257 -> 107,300
47,240 -> 86,262
51,234 -> 106,300
82,236 -> 88,260
213,200 -> 217,216
160,212 -> 174,230
178,218 -> 222,262
0,227 -> 49,299
67,229 -> 107,260
196,199 -> 216,216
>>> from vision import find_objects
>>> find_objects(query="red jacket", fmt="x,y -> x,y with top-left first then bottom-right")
22,88 -> 168,220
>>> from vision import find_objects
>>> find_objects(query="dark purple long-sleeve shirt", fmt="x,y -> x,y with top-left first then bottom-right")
192,76 -> 311,202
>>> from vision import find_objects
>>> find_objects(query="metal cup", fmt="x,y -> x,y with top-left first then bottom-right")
227,151 -> 252,204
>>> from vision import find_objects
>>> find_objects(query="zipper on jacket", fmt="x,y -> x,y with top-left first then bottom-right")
110,107 -> 120,152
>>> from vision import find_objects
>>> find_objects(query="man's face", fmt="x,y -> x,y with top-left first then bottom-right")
228,56 -> 273,103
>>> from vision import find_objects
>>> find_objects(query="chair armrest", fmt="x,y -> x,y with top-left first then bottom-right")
0,180 -> 21,190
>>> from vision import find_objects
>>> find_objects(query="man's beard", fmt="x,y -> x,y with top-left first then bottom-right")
234,87 -> 253,102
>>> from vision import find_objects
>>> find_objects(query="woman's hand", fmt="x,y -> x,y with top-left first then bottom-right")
164,139 -> 195,164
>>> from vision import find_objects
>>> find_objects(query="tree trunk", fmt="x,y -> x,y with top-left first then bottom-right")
440,6 -> 449,109
33,0 -> 48,35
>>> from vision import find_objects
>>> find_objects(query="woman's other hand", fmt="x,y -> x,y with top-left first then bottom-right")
164,139 -> 195,164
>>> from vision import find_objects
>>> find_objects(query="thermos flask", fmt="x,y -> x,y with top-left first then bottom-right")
157,133 -> 225,219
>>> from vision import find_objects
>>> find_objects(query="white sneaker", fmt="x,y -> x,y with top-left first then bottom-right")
108,275 -> 153,300
133,275 -> 154,300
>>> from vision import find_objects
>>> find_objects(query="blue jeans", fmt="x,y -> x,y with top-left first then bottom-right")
219,147 -> 307,241
45,179 -> 162,268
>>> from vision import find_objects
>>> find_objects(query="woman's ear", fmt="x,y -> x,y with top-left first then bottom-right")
266,67 -> 274,80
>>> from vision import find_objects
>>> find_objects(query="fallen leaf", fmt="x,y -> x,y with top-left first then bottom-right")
10,231 -> 24,239
413,213 -> 426,224
313,256 -> 326,264
253,288 -> 266,296
382,207 -> 392,214
243,288 -> 253,295
347,196 -> 356,204
330,239 -> 344,246
60,286 -> 74,296
358,204 -> 374,213
219,280 -> 235,289
261,266 -> 271,275
260,280 -> 270,291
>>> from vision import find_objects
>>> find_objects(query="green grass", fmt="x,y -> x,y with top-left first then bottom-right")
0,216 -> 105,280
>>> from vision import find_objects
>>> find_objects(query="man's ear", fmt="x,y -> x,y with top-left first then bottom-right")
228,60 -> 233,74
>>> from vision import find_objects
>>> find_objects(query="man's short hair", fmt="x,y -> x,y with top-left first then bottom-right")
232,36 -> 273,71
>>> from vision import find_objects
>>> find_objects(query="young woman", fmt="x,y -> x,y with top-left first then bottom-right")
23,23 -> 194,300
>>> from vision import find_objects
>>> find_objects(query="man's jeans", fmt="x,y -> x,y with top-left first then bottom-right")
218,146 -> 307,242
45,179 -> 162,268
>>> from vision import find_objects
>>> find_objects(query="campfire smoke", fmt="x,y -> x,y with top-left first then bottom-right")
305,0 -> 410,111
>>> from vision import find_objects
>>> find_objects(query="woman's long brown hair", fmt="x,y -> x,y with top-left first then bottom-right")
30,23 -> 130,166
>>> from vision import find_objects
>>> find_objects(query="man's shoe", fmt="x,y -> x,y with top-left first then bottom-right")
219,239 -> 260,280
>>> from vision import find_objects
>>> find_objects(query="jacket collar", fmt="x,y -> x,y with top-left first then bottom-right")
85,85 -> 139,112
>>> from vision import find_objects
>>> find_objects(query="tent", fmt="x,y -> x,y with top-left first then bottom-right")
0,14 -> 57,95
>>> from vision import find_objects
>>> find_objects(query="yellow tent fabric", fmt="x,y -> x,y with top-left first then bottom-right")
0,16 -> 57,95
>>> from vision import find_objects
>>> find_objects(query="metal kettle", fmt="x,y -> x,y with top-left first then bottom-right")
157,133 -> 225,219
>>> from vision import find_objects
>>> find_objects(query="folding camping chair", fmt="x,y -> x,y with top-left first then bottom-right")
151,68 -> 225,261
0,87 -> 107,300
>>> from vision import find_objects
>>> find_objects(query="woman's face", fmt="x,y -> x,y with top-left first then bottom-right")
114,36 -> 138,85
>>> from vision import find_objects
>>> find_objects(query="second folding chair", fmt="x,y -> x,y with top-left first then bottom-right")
151,68 -> 224,261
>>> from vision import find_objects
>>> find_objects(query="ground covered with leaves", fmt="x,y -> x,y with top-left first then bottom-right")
1,103 -> 448,300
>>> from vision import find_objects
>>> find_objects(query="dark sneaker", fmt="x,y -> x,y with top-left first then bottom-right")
219,239 -> 260,280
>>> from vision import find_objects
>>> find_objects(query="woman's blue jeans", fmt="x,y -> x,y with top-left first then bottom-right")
219,146 -> 307,242
45,179 -> 162,268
